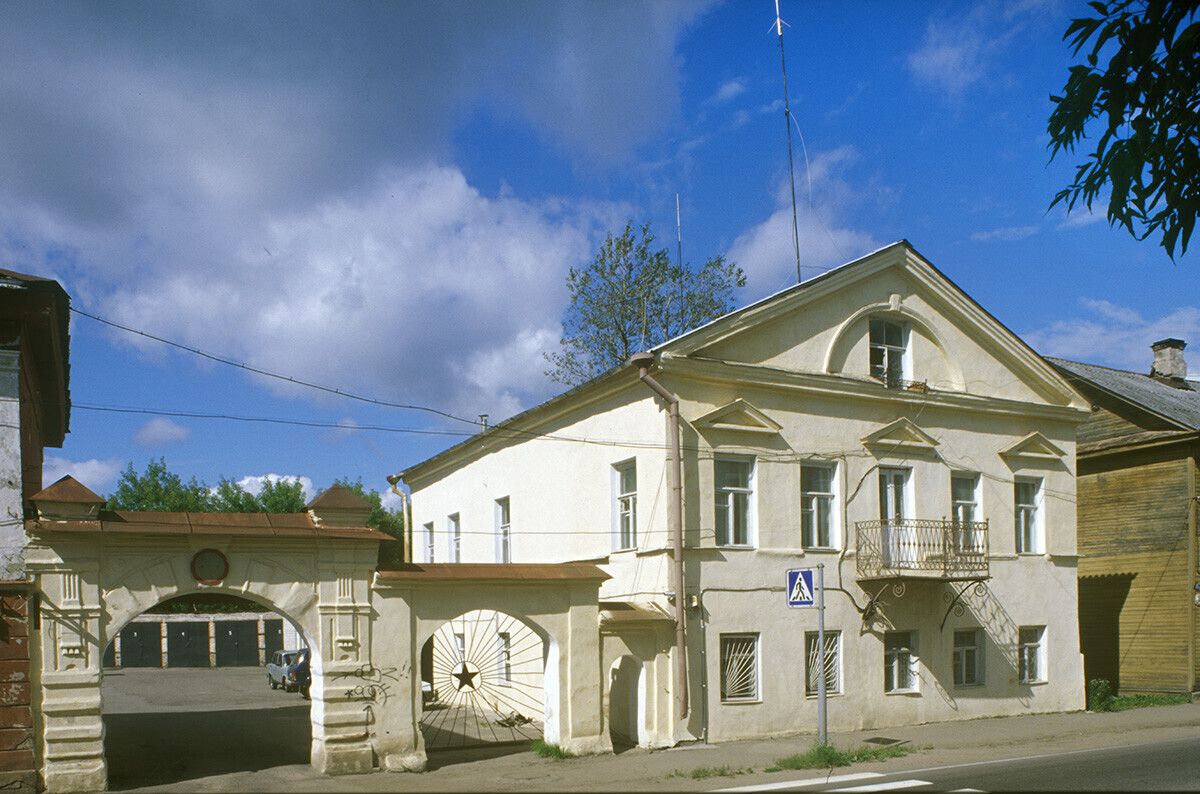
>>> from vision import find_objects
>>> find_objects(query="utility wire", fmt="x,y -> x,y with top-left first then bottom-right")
70,307 -> 478,427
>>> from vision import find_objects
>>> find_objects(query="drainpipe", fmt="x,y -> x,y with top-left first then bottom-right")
385,473 -> 411,563
629,351 -> 688,721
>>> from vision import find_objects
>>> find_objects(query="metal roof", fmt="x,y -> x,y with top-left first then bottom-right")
1047,357 -> 1200,431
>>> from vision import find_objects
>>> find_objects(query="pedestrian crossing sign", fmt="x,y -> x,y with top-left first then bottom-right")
787,567 -> 816,608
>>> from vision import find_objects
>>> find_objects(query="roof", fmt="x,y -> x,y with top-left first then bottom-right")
0,268 -> 71,445
1047,357 -> 1200,431
375,562 -> 610,583
306,483 -> 372,510
26,510 -> 389,541
32,475 -> 103,505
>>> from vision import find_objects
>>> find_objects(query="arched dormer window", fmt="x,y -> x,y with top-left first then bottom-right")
869,317 -> 908,388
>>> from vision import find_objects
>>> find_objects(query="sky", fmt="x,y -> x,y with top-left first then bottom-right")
2,0 -> 1196,508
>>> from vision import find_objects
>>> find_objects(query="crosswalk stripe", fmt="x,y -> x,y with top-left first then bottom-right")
712,772 -> 884,792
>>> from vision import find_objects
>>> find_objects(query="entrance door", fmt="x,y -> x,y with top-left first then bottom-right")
166,622 -> 210,667
879,468 -> 910,567
215,620 -> 259,666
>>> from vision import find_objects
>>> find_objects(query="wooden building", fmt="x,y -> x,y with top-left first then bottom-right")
1050,340 -> 1200,696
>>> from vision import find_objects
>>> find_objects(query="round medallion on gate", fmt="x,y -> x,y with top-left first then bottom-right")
190,548 -> 229,585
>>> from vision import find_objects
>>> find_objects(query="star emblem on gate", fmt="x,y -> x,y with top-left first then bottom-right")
452,661 -> 480,691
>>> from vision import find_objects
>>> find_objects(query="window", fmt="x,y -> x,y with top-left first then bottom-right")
1015,479 -> 1042,554
869,318 -> 907,387
454,632 -> 466,663
801,464 -> 836,549
448,513 -> 461,563
1018,626 -> 1046,684
715,457 -> 754,546
951,474 -> 980,552
423,522 -> 435,563
613,460 -> 637,551
495,497 -> 511,563
884,631 -> 918,692
879,468 -> 911,566
719,633 -> 759,702
805,631 -> 841,696
953,629 -> 982,687
496,632 -> 512,684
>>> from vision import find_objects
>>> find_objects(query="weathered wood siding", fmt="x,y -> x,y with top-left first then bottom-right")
1077,447 -> 1195,693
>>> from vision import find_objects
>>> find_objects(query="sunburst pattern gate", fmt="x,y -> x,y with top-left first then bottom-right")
420,609 -> 545,749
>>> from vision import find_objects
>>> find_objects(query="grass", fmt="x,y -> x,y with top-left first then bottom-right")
766,741 -> 915,772
670,765 -> 751,779
531,740 -> 575,759
1087,678 -> 1192,713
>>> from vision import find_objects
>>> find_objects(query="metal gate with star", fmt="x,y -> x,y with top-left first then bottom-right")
419,609 -> 545,749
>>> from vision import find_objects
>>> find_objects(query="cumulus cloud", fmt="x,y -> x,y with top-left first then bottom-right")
971,224 -> 1039,242
1024,299 -> 1200,372
906,4 -> 1041,99
235,473 -> 316,503
708,78 -> 747,104
133,418 -> 191,447
727,146 -> 881,300
42,455 -> 123,495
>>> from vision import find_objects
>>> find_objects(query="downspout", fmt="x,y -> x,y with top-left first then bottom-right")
629,351 -> 688,721
385,473 -> 411,564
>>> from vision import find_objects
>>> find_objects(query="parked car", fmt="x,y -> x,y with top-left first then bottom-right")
267,649 -> 310,693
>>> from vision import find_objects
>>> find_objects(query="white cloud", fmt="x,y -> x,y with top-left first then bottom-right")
906,4 -> 1041,99
133,417 -> 191,447
235,473 -> 316,503
1024,300 -> 1200,372
971,224 -> 1039,242
42,455 -> 123,496
708,78 -> 747,104
727,147 -> 881,300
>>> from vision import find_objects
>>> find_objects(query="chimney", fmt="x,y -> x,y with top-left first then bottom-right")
1150,338 -> 1187,381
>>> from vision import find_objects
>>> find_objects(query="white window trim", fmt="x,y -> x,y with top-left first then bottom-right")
423,521 -> 435,563
869,317 -> 910,386
715,456 -> 756,548
495,497 -> 511,564
719,633 -> 760,703
448,513 -> 461,563
952,628 -> 984,688
496,631 -> 512,685
1018,626 -> 1047,684
1015,478 -> 1044,555
612,459 -> 637,552
883,630 -> 919,694
805,630 -> 842,697
801,462 -> 840,550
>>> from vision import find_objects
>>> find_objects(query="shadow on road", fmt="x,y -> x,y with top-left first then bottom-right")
103,705 -> 311,790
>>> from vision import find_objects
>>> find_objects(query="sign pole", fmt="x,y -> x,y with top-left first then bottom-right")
816,562 -> 827,746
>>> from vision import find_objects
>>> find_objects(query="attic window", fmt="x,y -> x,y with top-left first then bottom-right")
869,318 -> 908,388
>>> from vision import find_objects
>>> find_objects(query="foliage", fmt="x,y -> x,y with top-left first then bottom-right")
332,477 -> 406,564
766,742 -> 915,772
147,593 -> 268,614
108,458 -> 215,512
1087,678 -> 1191,711
1047,0 -> 1200,259
530,740 -> 575,759
1087,677 -> 1117,711
670,765 -> 751,779
545,220 -> 745,385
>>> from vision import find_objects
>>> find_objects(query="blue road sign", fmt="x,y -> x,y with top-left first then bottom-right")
787,567 -> 816,608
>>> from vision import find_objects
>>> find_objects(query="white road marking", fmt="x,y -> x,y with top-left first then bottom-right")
712,772 -> 884,792
827,780 -> 931,792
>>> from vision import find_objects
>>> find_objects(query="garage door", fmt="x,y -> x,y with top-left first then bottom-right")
166,622 -> 210,667
215,620 -> 259,666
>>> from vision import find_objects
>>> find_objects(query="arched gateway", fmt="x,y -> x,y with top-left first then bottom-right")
25,480 -> 612,792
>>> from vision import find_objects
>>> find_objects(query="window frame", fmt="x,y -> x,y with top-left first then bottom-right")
448,513 -> 461,563
952,628 -> 983,687
423,521 -> 435,563
951,473 -> 982,553
1014,478 -> 1043,554
805,630 -> 842,696
495,497 -> 511,564
801,462 -> 838,550
1018,626 -> 1046,684
883,630 -> 919,694
496,631 -> 512,685
869,317 -> 909,387
719,633 -> 760,703
612,459 -> 638,552
715,456 -> 755,548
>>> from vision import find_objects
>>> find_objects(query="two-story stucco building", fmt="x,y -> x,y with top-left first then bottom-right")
398,240 -> 1090,746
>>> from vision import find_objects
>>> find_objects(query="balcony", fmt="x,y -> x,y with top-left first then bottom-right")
855,519 -> 989,581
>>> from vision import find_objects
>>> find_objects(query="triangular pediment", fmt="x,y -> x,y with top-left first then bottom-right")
693,399 -> 781,435
862,418 -> 940,455
999,432 -> 1067,463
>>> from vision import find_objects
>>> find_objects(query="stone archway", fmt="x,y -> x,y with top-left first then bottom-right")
608,654 -> 644,748
24,481 -> 388,793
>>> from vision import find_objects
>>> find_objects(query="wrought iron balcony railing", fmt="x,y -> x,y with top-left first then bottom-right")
855,519 -> 988,580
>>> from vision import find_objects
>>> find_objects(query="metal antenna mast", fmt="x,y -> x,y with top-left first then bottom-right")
774,0 -> 803,283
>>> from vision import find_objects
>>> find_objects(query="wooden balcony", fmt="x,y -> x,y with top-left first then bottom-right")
855,519 -> 989,581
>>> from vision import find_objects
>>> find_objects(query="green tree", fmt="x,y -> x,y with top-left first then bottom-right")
1047,0 -> 1200,258
107,458 -> 214,512
545,220 -> 745,385
332,477 -> 406,564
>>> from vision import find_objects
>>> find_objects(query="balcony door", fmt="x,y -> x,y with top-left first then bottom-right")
879,468 -> 911,566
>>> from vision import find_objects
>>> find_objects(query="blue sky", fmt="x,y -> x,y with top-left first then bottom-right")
2,1 -> 1196,507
